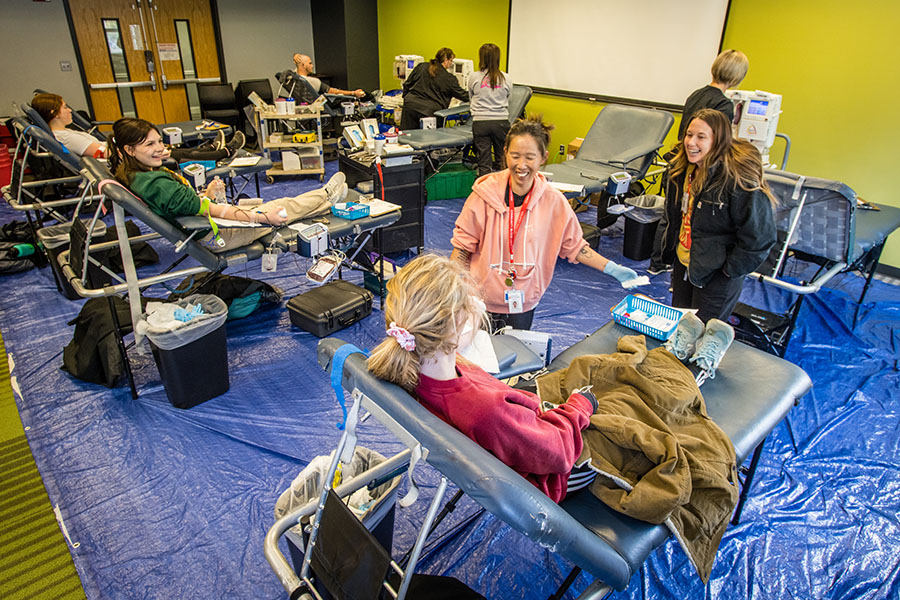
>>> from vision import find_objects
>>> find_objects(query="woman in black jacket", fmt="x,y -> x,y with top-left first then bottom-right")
400,47 -> 468,130
659,108 -> 777,323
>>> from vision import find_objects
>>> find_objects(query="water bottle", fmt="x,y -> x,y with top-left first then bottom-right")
3,243 -> 35,258
212,176 -> 226,203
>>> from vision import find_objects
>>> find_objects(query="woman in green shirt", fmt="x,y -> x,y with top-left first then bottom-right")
108,118 -> 347,251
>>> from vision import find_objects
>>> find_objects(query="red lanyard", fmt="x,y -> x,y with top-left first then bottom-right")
507,183 -> 533,264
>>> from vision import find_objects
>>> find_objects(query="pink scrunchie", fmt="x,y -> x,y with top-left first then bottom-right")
387,322 -> 416,351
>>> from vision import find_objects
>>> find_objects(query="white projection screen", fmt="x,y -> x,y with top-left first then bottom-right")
507,0 -> 730,108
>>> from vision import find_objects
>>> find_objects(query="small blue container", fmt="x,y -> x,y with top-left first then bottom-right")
331,202 -> 370,220
611,295 -> 684,341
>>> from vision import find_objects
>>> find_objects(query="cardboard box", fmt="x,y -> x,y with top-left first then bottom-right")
567,137 -> 583,160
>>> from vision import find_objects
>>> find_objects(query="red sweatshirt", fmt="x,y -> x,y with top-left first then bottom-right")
414,362 -> 594,502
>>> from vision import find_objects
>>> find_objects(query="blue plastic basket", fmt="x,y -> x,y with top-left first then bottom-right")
611,295 -> 684,341
331,202 -> 370,220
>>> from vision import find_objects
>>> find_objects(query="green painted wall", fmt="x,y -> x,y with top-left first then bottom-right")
378,0 -> 900,268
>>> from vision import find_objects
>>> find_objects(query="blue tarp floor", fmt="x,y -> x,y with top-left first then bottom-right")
1,163 -> 898,599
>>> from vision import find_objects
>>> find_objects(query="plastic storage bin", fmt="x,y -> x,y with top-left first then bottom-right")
37,221 -> 109,300
611,295 -> 684,341
140,295 -> 230,408
425,162 -> 476,201
622,208 -> 661,261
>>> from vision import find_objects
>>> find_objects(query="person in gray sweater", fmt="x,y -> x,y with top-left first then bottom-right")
467,43 -> 512,177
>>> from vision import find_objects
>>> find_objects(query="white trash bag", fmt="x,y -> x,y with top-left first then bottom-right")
136,294 -> 228,351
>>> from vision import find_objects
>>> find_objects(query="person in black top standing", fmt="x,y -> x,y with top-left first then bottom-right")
678,49 -> 749,139
400,47 -> 468,130
649,49 -> 749,275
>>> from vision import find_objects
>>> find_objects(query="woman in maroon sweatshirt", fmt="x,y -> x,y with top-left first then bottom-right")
367,253 -> 597,502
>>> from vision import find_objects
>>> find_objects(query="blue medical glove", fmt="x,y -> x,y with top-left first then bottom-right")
604,261 -> 639,286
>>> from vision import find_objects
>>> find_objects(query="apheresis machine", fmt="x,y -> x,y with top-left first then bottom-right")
725,90 -> 782,166
392,55 -> 423,83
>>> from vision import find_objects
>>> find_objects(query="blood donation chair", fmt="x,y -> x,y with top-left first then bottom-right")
398,85 -> 533,154
57,157 -> 400,397
542,103 -> 674,197
264,321 -> 812,599
3,116 -> 100,226
733,169 -> 900,356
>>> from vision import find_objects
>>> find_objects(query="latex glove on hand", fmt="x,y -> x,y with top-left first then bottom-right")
603,261 -> 648,289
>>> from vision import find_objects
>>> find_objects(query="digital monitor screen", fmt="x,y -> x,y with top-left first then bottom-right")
747,100 -> 769,116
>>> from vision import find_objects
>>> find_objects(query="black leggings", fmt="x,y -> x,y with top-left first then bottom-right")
671,260 -> 744,323
472,119 -> 510,177
169,145 -> 228,163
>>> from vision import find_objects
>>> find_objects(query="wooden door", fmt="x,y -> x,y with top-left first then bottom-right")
68,0 -> 221,126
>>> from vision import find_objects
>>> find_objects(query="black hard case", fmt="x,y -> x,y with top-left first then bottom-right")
287,280 -> 374,337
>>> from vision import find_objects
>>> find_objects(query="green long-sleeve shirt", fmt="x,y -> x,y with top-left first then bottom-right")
129,170 -> 202,221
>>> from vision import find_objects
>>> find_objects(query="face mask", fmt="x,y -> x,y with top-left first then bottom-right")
457,296 -> 499,373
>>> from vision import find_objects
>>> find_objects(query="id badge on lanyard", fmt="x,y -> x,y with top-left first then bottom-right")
505,184 -> 533,304
682,169 -> 695,214
504,289 -> 524,313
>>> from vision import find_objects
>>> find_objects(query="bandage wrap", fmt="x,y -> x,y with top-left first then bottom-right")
387,322 -> 416,351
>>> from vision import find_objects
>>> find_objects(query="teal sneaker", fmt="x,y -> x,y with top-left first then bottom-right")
664,311 -> 705,361
690,318 -> 735,380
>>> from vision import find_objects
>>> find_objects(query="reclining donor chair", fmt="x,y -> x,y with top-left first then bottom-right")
57,157 -> 400,396
542,103 -> 674,200
398,85 -> 533,168
265,320 -> 812,599
732,169 -> 900,356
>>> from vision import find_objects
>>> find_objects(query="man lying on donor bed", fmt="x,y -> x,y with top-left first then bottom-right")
367,253 -> 740,581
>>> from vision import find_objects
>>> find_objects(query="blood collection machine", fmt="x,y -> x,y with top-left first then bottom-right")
726,90 -> 782,166
392,55 -> 423,83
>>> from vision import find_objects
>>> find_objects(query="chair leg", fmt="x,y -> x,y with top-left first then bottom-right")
732,437 -> 766,525
853,242 -> 885,327
398,488 -> 465,569
548,566 -> 582,600
107,295 -> 138,399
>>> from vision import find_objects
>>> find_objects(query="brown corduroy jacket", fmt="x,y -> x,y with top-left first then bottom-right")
536,335 -> 738,582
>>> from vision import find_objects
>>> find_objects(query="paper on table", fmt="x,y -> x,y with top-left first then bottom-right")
360,198 -> 401,217
229,156 -> 261,167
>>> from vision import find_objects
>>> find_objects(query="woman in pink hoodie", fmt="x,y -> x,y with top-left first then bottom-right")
451,115 -> 639,330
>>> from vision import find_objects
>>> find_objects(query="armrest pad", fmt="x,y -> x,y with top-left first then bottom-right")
434,104 -> 471,119
175,215 -> 211,230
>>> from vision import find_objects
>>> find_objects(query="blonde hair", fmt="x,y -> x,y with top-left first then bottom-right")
711,49 -> 749,88
367,254 -> 485,393
669,108 -> 776,207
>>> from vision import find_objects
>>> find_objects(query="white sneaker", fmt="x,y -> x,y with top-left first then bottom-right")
324,172 -> 348,204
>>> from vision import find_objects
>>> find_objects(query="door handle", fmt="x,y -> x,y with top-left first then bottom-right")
90,75 -> 157,92
162,76 -> 221,90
